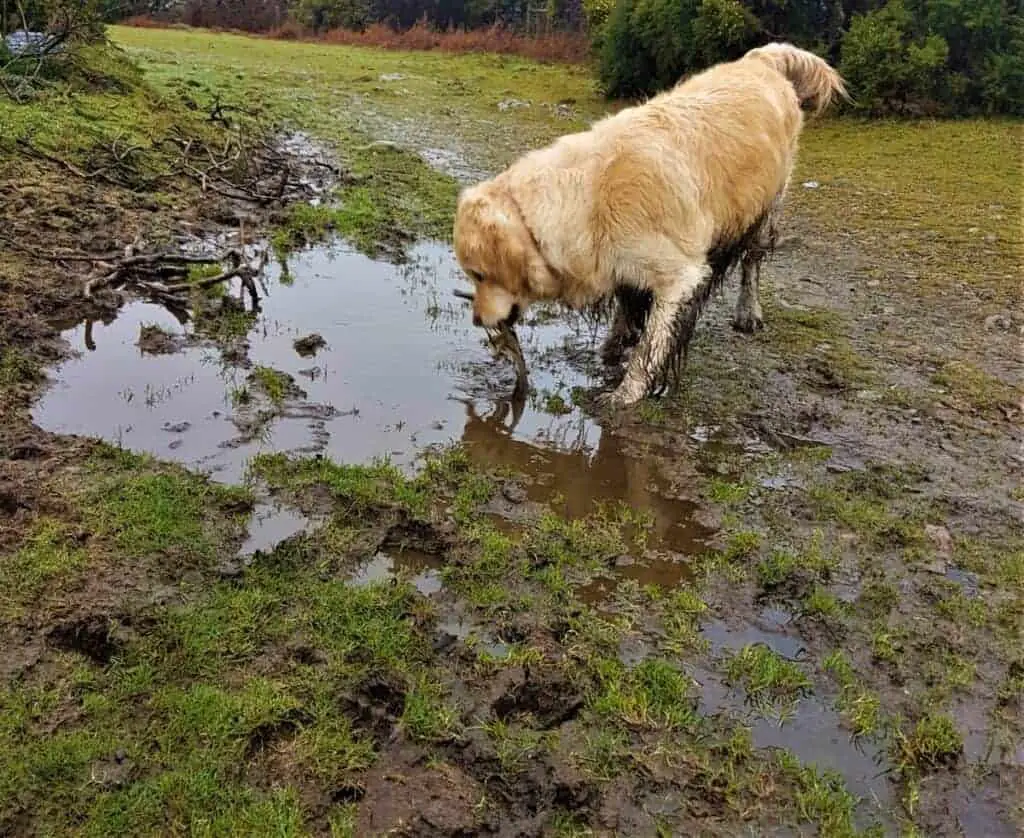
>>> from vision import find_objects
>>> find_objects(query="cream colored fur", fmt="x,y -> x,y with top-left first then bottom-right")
453,42 -> 848,406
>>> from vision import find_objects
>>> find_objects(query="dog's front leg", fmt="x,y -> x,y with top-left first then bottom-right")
605,262 -> 708,407
601,287 -> 651,366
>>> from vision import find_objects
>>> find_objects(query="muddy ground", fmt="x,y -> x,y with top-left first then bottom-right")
1,27 -> 1021,838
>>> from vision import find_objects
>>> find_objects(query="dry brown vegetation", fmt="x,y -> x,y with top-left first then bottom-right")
123,17 -> 592,64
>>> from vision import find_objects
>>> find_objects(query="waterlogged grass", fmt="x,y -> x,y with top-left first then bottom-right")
2,441 -> 887,835
724,644 -> 813,714
5,25 -> 1018,837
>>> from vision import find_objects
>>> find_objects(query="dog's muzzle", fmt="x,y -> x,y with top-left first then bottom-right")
453,289 -> 520,330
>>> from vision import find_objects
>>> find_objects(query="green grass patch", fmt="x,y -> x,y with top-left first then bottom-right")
84,450 -> 251,562
248,452 -> 428,515
931,361 -> 1021,417
757,531 -> 835,597
892,712 -> 963,773
760,303 -> 875,390
792,119 -> 1021,300
823,651 -> 885,739
590,658 -> 698,730
0,519 -> 89,619
724,644 -> 812,714
248,366 -> 296,405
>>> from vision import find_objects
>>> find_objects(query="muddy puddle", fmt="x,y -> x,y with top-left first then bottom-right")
35,238 -> 709,550
35,242 -> 602,479
700,616 -> 895,828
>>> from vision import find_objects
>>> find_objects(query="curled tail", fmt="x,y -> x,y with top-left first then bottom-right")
744,42 -> 849,115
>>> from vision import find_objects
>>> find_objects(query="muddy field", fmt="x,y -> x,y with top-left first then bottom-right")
1,26 -> 1021,838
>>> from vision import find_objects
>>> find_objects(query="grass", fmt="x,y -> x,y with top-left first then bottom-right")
248,366 -> 295,405
757,532 -> 835,597
4,23 -> 1020,838
789,119 -> 1022,301
85,448 -> 252,561
892,712 -> 964,773
931,360 -> 1021,417
590,658 -> 698,730
0,519 -> 89,619
0,445 -> 252,622
724,644 -> 813,714
823,651 -> 885,739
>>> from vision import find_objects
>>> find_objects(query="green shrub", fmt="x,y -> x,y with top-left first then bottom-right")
840,0 -> 949,114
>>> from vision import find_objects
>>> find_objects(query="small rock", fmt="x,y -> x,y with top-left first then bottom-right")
497,98 -> 530,111
162,421 -> 191,433
614,555 -> 635,568
501,482 -> 528,504
378,73 -> 406,81
924,524 -> 954,557
293,333 -> 327,357
215,561 -> 244,581
168,440 -> 183,451
802,180 -> 819,189
984,313 -> 1012,332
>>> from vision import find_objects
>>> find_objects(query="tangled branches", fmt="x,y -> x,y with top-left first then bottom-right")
79,244 -> 268,307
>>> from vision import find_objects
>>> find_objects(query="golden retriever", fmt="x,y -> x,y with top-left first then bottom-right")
452,43 -> 848,407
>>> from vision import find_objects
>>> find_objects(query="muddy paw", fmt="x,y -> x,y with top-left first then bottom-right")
732,313 -> 764,334
597,384 -> 643,410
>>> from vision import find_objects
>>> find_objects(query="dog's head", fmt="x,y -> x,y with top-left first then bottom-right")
452,182 -> 554,329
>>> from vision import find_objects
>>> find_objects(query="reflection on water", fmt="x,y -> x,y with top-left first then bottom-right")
34,240 -> 709,570
34,241 -> 610,484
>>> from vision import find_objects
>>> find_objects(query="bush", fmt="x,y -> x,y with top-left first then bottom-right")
598,0 -> 762,98
692,0 -> 760,66
840,0 -> 948,114
292,0 -> 372,31
597,0 -> 1022,114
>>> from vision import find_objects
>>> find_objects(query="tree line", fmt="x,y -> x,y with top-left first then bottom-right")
5,0 -> 1021,114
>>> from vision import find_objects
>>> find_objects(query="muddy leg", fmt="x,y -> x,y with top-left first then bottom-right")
601,287 -> 651,365
733,250 -> 765,333
734,191 -> 784,333
606,262 -> 708,407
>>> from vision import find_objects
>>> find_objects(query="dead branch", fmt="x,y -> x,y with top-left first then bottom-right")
82,248 -> 251,299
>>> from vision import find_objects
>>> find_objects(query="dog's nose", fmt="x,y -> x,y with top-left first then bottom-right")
472,314 -> 482,327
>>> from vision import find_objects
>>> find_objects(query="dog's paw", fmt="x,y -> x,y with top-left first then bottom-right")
732,312 -> 764,334
597,383 -> 644,411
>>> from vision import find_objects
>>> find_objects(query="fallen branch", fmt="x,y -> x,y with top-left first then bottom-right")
82,248 -> 252,299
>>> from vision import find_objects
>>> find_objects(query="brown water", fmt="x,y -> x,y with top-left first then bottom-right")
34,240 -> 709,570
35,242 -> 607,482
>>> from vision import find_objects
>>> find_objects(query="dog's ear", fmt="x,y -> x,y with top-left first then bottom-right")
455,190 -> 528,295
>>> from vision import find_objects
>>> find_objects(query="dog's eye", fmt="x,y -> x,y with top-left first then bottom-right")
469,271 -> 484,284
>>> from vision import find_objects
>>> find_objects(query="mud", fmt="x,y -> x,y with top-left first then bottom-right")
4,50 -> 1023,837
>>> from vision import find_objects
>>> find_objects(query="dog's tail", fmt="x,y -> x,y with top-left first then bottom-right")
744,42 -> 849,115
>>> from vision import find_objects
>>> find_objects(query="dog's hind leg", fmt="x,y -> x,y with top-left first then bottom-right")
734,192 -> 784,334
601,287 -> 652,366
733,245 -> 766,334
607,260 -> 709,407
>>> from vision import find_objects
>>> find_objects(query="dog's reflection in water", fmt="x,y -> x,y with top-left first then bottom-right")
456,396 -> 708,554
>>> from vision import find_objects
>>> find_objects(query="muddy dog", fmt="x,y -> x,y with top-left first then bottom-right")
452,43 -> 848,406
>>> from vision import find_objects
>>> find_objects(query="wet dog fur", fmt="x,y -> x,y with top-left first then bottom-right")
452,42 -> 847,406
